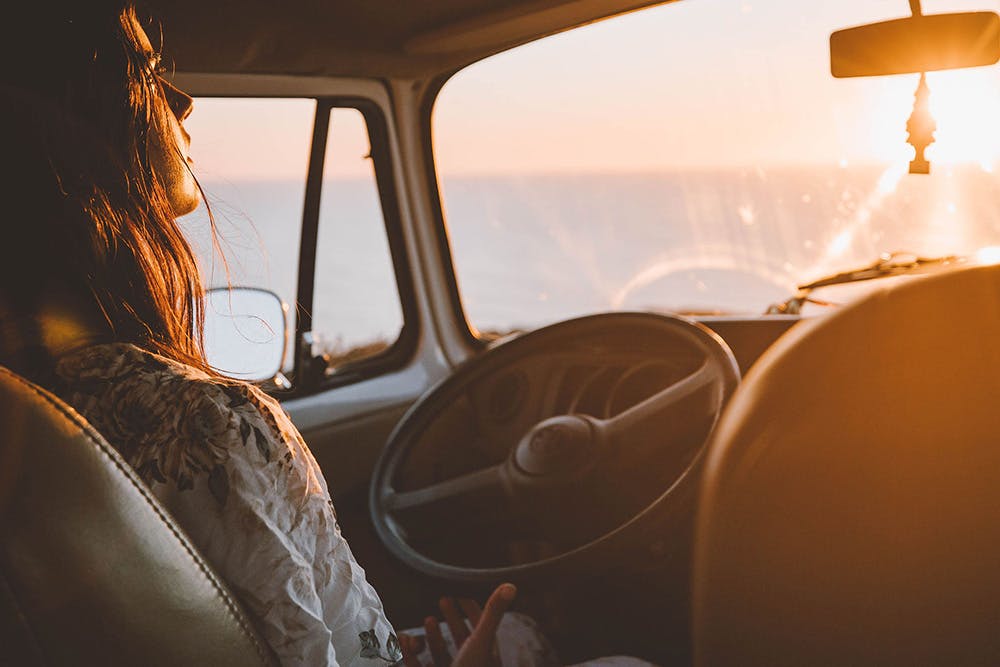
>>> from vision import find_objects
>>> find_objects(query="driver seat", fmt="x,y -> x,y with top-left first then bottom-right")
693,262 -> 1000,666
0,367 -> 276,666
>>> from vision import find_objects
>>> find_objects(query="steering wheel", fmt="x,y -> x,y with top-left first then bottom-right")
370,312 -> 740,583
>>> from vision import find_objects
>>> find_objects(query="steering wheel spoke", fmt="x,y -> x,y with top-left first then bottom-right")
382,465 -> 511,525
598,361 -> 721,451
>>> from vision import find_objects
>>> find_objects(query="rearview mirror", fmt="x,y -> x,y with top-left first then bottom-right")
203,287 -> 289,385
831,12 -> 1000,78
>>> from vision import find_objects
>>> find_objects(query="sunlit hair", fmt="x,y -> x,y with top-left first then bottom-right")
0,2 -> 213,373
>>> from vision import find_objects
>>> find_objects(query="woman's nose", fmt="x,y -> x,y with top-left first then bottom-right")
159,77 -> 194,122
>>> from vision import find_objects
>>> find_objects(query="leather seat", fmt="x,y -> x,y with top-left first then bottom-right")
0,367 -> 276,666
693,263 -> 1000,666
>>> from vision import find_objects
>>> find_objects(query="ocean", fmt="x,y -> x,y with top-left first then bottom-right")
182,165 -> 1000,355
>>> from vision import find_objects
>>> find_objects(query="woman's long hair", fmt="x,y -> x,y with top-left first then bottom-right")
1,1 -> 211,373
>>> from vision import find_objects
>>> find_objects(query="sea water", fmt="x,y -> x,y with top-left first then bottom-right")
182,165 -> 1000,351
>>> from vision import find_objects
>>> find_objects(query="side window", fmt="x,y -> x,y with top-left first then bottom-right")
312,107 -> 405,372
181,97 -> 316,371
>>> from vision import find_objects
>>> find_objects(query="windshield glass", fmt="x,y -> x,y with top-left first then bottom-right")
434,0 -> 1000,334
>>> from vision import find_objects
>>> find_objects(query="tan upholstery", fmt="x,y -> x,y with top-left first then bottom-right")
0,368 -> 276,666
693,263 -> 1000,666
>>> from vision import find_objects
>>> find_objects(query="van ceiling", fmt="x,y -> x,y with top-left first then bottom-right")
150,0 -> 672,79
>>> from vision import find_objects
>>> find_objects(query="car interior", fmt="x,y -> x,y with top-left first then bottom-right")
4,0 -> 1000,665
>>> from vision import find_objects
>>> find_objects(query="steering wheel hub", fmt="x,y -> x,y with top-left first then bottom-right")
514,415 -> 597,477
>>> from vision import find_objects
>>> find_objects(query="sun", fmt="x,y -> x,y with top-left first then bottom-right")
926,67 -> 1000,171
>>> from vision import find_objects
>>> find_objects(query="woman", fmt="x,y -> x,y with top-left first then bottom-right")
0,2 -> 522,665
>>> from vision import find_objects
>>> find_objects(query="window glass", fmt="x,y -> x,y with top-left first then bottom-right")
312,107 -> 404,368
180,98 -> 316,369
434,0 -> 1000,336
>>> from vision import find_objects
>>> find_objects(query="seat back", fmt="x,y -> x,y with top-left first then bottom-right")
0,367 -> 275,666
694,264 -> 1000,666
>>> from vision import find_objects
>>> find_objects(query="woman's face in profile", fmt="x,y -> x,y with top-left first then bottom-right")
129,15 -> 200,217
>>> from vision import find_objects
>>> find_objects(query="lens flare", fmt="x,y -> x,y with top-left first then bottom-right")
927,68 -> 1000,171
974,246 -> 1000,265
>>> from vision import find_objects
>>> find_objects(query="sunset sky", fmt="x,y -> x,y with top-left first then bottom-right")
184,0 -> 1000,180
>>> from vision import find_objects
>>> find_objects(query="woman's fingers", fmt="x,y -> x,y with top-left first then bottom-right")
424,616 -> 451,667
440,597 -> 472,646
475,583 -> 517,639
449,584 -> 516,667
456,597 -> 483,627
417,584 -> 517,667
399,633 -> 423,667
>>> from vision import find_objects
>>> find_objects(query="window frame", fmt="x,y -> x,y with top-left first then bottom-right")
180,87 -> 418,397
421,72 -> 487,350
295,97 -> 419,394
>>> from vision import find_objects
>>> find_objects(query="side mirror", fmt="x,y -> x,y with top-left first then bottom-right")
831,12 -> 1000,78
203,287 -> 290,386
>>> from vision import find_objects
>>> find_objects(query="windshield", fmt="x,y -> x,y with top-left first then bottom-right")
434,0 -> 1000,333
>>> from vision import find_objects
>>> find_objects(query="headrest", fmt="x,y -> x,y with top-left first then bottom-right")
694,263 -> 1000,666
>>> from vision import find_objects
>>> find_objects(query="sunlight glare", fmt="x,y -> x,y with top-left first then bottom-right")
974,246 -> 1000,265
927,68 -> 1000,171
827,227 -> 854,258
877,161 -> 907,195
812,161 -> 906,276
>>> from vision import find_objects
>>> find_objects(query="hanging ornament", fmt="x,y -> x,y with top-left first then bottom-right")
906,72 -> 936,174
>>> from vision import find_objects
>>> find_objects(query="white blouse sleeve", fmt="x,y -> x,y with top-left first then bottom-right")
149,379 -> 401,667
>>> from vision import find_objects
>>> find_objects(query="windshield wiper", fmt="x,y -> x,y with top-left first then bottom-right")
766,251 -> 963,315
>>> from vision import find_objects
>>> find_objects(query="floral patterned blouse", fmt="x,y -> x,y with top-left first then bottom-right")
51,343 -> 401,667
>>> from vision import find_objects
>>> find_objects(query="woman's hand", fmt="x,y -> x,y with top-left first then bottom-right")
401,583 -> 517,667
